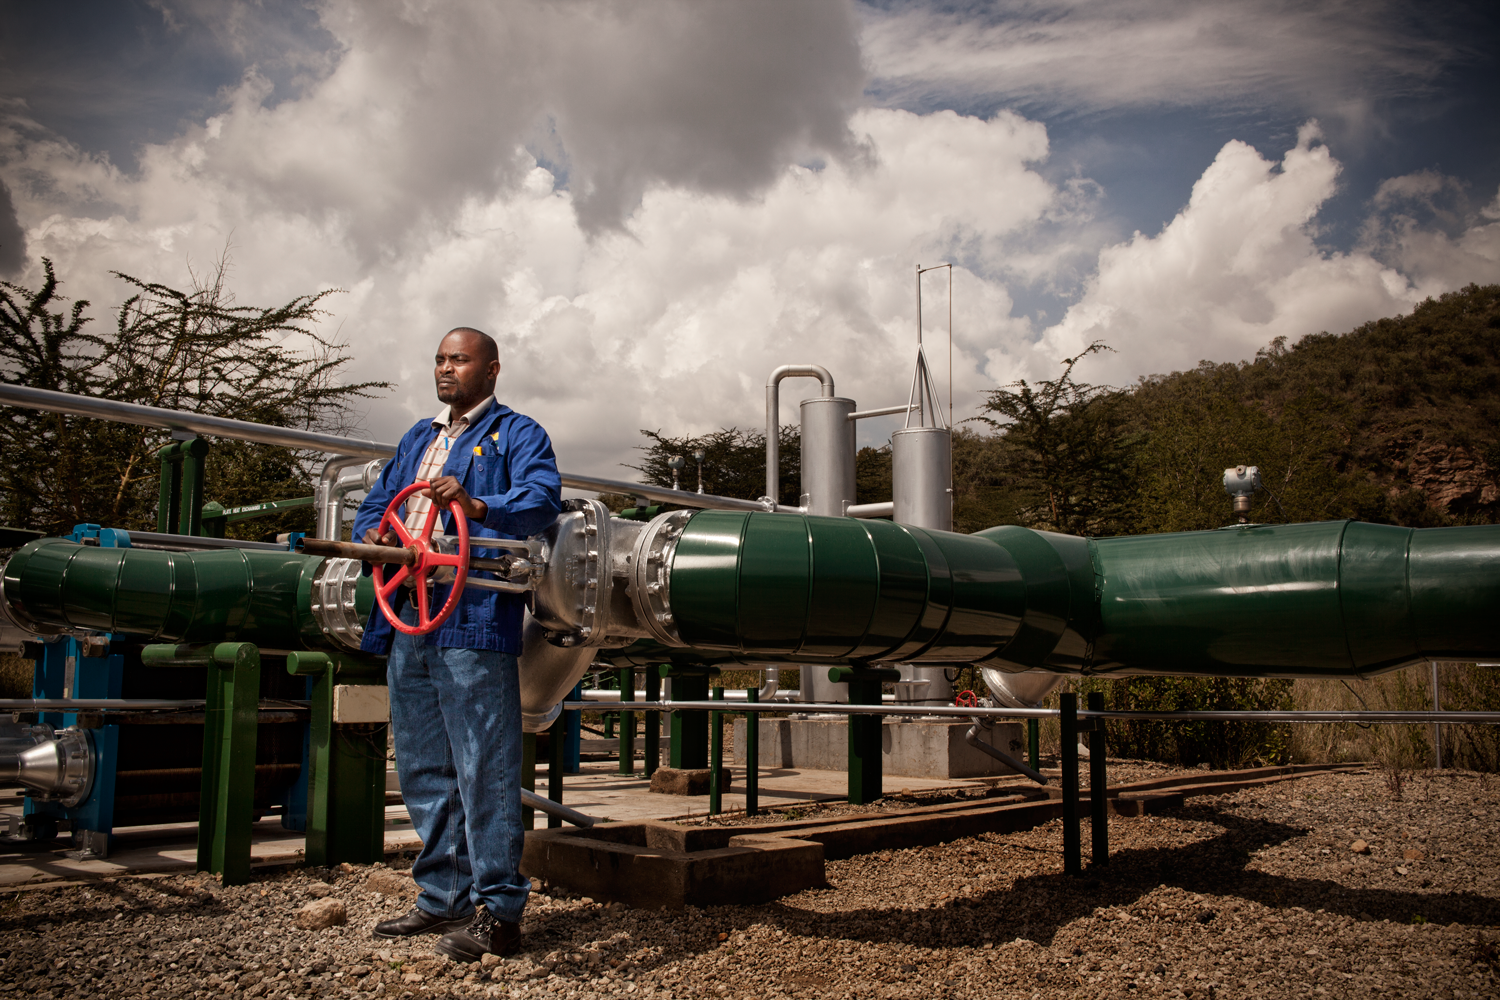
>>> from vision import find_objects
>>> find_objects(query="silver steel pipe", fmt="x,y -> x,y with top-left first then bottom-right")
965,722 -> 1048,784
765,365 -> 835,505
0,384 -> 768,515
560,473 -> 768,513
846,501 -> 894,519
94,530 -> 288,552
316,456 -> 384,539
0,384 -> 398,458
0,699 -> 208,710
848,404 -> 918,421
520,788 -> 598,828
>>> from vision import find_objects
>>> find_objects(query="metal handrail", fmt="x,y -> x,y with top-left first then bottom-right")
568,701 -> 1500,725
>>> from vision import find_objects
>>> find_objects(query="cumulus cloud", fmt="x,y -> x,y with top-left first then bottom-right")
1360,172 -> 1500,295
1034,124 -> 1429,384
0,178 -> 23,276
2,96 -> 1063,476
862,0 -> 1460,131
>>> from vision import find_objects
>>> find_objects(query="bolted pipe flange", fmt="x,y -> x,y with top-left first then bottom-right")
308,557 -> 367,651
532,498 -> 614,648
629,508 -> 693,646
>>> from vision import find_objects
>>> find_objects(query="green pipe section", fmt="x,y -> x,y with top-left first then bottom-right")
2,538 -> 371,650
661,511 -> 1500,679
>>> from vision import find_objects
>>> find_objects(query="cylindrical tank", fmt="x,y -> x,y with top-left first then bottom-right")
799,396 -> 856,517
892,427 -> 952,531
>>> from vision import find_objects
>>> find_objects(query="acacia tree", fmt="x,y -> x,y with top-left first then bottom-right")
0,255 -> 389,536
970,342 -> 1135,536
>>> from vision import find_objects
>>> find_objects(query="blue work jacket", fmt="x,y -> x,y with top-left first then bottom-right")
352,403 -> 561,655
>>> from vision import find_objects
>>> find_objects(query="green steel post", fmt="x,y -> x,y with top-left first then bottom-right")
1061,692 -> 1081,876
1028,719 -> 1040,771
709,687 -> 724,815
288,651 -> 388,867
1088,691 -> 1108,867
644,667 -> 661,777
830,667 -> 899,805
177,437 -> 210,536
744,687 -> 759,817
157,440 -> 183,532
618,667 -> 635,775
664,666 -> 714,769
143,642 -> 261,886
521,734 -> 537,830
547,715 -> 565,829
604,712 -> 615,739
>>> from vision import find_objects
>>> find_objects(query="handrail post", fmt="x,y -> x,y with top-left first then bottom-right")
709,687 -> 724,816
644,668 -> 661,777
618,667 -> 635,775
745,687 -> 760,817
1061,691 -> 1081,876
1088,691 -> 1108,867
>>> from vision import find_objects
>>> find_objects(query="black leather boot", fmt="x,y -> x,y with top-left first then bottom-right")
372,906 -> 475,939
434,908 -> 521,962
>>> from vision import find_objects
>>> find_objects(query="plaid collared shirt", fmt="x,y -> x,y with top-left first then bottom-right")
404,395 -> 494,533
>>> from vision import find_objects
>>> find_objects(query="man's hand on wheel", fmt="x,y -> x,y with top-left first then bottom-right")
423,475 -> 489,522
363,527 -> 402,547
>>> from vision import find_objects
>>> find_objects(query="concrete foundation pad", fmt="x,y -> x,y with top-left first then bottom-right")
733,717 -> 1027,779
521,821 -> 824,908
647,767 -> 733,796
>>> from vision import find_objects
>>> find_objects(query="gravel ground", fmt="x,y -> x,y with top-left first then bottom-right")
2,767 -> 1497,999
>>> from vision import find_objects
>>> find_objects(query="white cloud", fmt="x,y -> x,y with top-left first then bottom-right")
862,0 -> 1457,132
4,2 -> 1495,495
1034,124 -> 1443,384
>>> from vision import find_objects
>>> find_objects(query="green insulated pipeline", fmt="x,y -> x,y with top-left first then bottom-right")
1,538 -> 372,651
642,512 -> 1500,679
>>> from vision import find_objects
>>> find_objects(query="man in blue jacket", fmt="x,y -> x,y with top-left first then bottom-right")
353,326 -> 561,962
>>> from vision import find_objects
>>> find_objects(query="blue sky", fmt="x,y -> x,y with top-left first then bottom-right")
2,1 -> 1497,470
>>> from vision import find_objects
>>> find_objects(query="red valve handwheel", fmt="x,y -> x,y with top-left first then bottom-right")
371,480 -> 470,636
955,690 -> 978,709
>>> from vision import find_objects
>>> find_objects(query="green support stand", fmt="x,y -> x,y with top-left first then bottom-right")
662,665 -> 718,769
830,666 -> 900,806
617,667 -> 635,775
143,642 -> 260,886
287,651 -> 389,868
157,436 -> 210,536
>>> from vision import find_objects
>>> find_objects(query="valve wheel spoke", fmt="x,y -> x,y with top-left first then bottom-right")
369,480 -> 471,637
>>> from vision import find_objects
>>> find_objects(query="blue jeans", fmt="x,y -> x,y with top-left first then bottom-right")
387,605 -> 529,922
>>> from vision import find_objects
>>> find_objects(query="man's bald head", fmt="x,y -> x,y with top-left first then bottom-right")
446,327 -> 499,365
434,327 -> 501,412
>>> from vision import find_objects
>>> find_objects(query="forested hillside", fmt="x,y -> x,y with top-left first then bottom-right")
631,284 -> 1500,536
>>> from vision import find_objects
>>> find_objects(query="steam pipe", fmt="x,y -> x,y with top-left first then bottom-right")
0,384 -> 396,458
765,365 -> 835,506
964,721 -> 1048,784
0,384 -> 768,515
520,789 -> 597,828
317,457 -> 384,540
